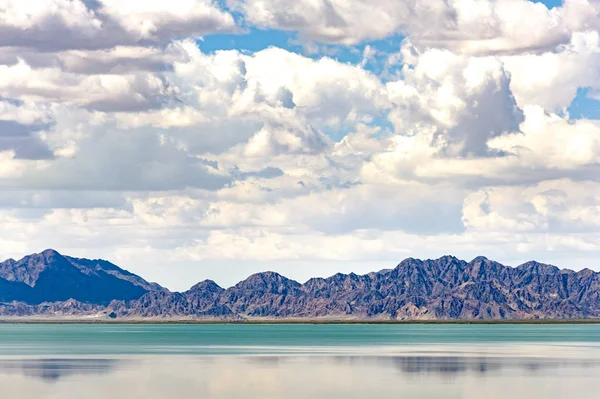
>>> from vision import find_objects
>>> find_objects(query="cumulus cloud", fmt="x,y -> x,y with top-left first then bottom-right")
243,119 -> 331,157
202,181 -> 465,235
8,129 -> 231,191
463,179 -> 600,234
362,106 -> 600,191
0,0 -> 236,51
0,34 -> 394,189
489,105 -> 600,170
503,31 -> 600,111
387,42 -> 524,156
231,0 -> 600,53
0,97 -> 55,159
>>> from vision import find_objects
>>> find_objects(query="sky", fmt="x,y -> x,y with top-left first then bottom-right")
1,0 -> 600,291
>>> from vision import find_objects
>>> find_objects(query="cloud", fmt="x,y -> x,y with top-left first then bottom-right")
0,0 -> 103,51
98,0 -> 237,42
503,31 -> 600,111
1,0 -> 600,289
463,179 -> 600,234
0,120 -> 54,159
243,118 -> 331,157
0,60 -> 184,113
362,106 -> 600,191
489,105 -> 600,170
202,180 -> 465,235
0,189 -> 128,210
0,97 -> 54,159
0,0 -> 237,51
386,42 -> 523,156
229,46 -> 389,129
231,0 -> 600,54
8,129 -> 231,191
56,45 -> 190,75
0,41 -> 390,194
409,0 -> 600,55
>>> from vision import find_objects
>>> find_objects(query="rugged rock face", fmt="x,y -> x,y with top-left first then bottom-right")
221,272 -> 305,317
108,279 -> 237,319
1,252 -> 600,319
101,255 -> 600,320
0,299 -> 104,317
0,249 -> 162,305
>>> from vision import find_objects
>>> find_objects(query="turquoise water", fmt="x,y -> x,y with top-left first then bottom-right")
1,324 -> 600,398
0,324 -> 599,355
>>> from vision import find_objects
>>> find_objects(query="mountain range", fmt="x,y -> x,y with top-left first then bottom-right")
0,249 -> 599,320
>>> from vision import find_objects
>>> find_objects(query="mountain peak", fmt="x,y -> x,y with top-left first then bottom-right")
395,257 -> 422,268
437,255 -> 458,260
516,260 -> 559,274
0,251 -> 158,305
0,249 -> 70,287
41,249 -> 61,257
188,279 -> 223,293
233,271 -> 301,296
243,271 -> 296,283
577,268 -> 596,276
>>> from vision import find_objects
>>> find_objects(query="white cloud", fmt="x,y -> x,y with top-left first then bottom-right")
0,0 -> 236,51
411,0 -> 600,55
463,179 -> 600,233
503,31 -> 600,111
362,105 -> 600,190
8,129 -> 231,191
1,0 -> 600,289
242,118 -> 331,157
0,0 -> 101,31
56,44 -> 190,75
228,46 -> 389,129
232,0 -> 600,53
0,40 -> 393,198
386,42 -> 523,156
0,97 -> 52,125
0,151 -> 29,177
490,105 -> 600,169
203,180 -> 465,235
0,60 -> 181,112
99,0 -> 237,41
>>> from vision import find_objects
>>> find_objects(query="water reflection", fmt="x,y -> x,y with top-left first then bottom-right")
322,355 -> 600,376
3,355 -> 596,381
0,352 -> 598,398
0,353 -> 599,379
0,358 -> 121,382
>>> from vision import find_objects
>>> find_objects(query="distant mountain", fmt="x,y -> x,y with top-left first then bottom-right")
0,249 -> 163,306
0,251 -> 599,320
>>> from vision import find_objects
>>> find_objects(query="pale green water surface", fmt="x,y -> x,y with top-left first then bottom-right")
0,324 -> 599,398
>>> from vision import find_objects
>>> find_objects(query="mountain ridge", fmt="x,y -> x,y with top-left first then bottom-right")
0,250 -> 599,320
0,249 -> 163,305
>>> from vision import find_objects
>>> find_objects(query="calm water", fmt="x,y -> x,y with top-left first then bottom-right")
1,324 -> 599,398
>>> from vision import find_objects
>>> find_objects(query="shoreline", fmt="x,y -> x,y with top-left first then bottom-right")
1,318 -> 600,325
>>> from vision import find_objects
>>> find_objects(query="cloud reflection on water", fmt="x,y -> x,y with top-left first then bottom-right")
0,351 -> 598,398
0,358 -> 121,382
0,353 -> 598,381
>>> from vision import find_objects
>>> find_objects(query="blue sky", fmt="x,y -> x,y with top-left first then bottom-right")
533,0 -> 564,8
568,88 -> 600,120
199,0 -> 599,124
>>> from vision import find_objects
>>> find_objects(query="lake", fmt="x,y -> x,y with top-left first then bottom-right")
0,323 -> 599,398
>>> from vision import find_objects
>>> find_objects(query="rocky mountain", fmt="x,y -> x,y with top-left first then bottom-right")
107,280 -> 237,319
1,251 -> 599,320
0,249 -> 163,306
